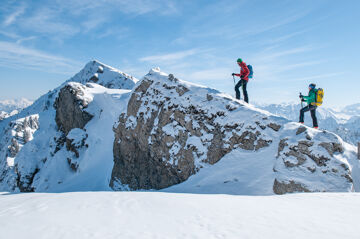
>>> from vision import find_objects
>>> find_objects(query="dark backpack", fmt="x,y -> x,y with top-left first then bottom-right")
247,65 -> 253,79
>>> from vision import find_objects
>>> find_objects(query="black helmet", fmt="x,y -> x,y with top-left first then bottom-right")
309,83 -> 316,89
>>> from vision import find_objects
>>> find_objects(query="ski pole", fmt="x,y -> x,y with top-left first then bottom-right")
233,75 -> 237,98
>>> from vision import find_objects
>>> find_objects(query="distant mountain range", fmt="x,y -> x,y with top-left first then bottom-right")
255,102 -> 360,145
0,98 -> 33,120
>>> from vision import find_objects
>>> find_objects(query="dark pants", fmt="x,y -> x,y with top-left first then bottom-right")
235,79 -> 248,103
299,104 -> 318,127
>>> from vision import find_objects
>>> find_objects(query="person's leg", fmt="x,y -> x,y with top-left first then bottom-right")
310,105 -> 318,127
242,79 -> 249,103
235,80 -> 243,100
299,105 -> 310,123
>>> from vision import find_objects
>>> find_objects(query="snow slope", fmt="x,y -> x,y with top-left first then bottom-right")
1,191 -> 360,239
0,60 -> 137,192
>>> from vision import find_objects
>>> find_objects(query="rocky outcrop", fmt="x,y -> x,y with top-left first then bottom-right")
3,115 -> 39,160
111,69 -> 277,190
274,128 -> 353,194
273,179 -> 310,194
54,83 -> 94,135
0,114 -> 39,192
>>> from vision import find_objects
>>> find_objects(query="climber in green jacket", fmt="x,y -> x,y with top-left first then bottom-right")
299,83 -> 318,128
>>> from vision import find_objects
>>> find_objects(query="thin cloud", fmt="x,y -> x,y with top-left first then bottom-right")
16,36 -> 37,44
289,72 -> 342,82
20,8 -> 79,38
0,30 -> 19,39
3,5 -> 26,26
139,49 -> 200,63
0,41 -> 82,74
187,68 -> 231,82
254,46 -> 314,61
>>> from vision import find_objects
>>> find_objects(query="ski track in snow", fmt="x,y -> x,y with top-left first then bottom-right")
0,191 -> 359,239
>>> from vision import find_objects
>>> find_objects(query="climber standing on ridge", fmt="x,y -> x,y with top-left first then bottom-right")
232,58 -> 250,103
299,83 -> 319,129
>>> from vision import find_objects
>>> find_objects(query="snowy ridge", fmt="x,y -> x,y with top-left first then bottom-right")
66,60 -> 138,90
255,102 -> 360,145
0,61 -> 138,192
111,67 -> 359,194
0,63 -> 359,195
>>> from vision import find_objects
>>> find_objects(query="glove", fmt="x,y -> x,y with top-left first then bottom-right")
232,73 -> 235,76
301,98 -> 306,102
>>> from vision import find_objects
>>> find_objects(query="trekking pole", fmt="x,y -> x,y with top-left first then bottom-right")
299,92 -> 304,108
233,75 -> 237,98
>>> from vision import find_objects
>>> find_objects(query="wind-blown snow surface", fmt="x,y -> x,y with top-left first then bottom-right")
1,191 -> 360,239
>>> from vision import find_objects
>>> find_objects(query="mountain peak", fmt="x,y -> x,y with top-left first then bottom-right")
67,60 -> 138,90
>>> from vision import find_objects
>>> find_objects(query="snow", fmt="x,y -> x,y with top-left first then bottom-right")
0,60 -> 137,192
1,191 -> 360,239
29,84 -> 132,192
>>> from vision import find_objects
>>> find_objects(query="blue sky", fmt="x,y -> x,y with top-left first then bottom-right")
0,0 -> 359,107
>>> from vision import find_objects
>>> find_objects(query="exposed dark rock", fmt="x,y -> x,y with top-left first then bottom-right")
319,142 -> 344,157
267,123 -> 281,132
66,130 -> 88,158
67,158 -> 79,172
54,84 -> 94,135
111,77 -> 272,190
8,138 -> 20,157
89,75 -> 99,83
296,126 -> 307,135
16,167 -> 39,192
273,179 -> 310,194
277,138 -> 288,156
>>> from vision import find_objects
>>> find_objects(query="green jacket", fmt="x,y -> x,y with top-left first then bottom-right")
303,88 -> 317,105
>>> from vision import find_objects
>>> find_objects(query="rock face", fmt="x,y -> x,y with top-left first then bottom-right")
54,83 -> 94,135
0,114 -> 39,191
274,126 -> 353,194
111,69 -> 280,190
110,68 -> 358,193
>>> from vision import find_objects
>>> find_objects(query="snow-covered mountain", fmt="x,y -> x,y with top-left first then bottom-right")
255,102 -> 360,145
0,61 -> 359,195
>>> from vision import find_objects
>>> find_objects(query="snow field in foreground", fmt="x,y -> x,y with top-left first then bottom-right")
0,192 -> 359,239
